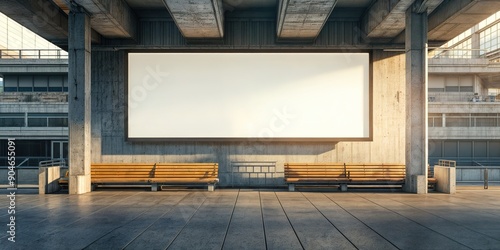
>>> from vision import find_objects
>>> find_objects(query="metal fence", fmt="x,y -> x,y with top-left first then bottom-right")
0,49 -> 68,59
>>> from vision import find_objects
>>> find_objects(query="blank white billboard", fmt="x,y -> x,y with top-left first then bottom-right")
127,53 -> 370,140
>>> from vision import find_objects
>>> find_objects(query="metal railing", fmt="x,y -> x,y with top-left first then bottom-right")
0,49 -> 68,59
429,48 -> 488,59
428,92 -> 500,103
438,159 -> 456,167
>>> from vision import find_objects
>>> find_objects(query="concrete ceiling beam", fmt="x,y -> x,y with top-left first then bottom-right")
362,0 -> 445,39
71,0 -> 137,39
362,0 -> 416,39
162,0 -> 224,39
277,0 -> 338,42
0,0 -> 68,46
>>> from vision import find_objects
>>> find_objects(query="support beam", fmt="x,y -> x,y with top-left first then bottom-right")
0,0 -> 68,46
68,6 -> 92,195
428,0 -> 500,43
276,0 -> 338,42
163,0 -> 224,40
405,0 -> 428,194
363,0 -> 443,40
363,0 -> 416,39
72,0 -> 137,39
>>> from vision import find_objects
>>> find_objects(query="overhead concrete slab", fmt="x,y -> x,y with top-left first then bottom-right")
428,0 -> 500,43
277,0 -> 338,41
363,0 -> 416,39
363,0 -> 443,40
0,0 -> 68,45
163,0 -> 224,39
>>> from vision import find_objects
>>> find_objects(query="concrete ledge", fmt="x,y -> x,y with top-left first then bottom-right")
435,165 -> 456,194
38,166 -> 61,194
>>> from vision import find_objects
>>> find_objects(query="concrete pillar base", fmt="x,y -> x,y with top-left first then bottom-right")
409,175 -> 427,194
69,174 -> 91,194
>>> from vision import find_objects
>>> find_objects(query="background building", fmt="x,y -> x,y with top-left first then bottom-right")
0,12 -> 68,186
428,11 -> 500,182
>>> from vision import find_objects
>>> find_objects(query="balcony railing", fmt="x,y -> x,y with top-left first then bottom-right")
0,49 -> 68,59
428,92 -> 500,103
429,48 -> 488,59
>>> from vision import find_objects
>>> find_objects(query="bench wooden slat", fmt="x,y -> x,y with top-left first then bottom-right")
285,163 -> 406,191
92,177 -> 219,183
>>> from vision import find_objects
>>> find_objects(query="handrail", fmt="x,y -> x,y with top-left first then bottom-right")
12,158 -> 29,189
429,48 -> 488,59
0,49 -> 68,59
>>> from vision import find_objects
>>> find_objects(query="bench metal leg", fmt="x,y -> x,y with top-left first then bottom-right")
208,184 -> 215,192
91,184 -> 97,191
151,183 -> 158,192
340,184 -> 348,192
288,184 -> 295,192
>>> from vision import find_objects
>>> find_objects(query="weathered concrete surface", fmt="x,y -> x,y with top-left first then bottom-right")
405,0 -> 428,194
277,0 -> 338,40
90,49 -> 406,188
68,8 -> 91,195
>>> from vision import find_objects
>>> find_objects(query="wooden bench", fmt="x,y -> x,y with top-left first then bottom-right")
91,163 -> 219,191
285,163 -> 406,191
58,170 -> 69,189
285,163 -> 350,191
428,165 -> 438,190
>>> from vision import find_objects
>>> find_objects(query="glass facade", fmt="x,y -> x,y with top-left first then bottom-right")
0,113 -> 68,127
3,74 -> 68,92
432,10 -> 500,58
480,22 -> 500,53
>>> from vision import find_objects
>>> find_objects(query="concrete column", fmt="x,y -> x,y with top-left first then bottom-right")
442,113 -> 446,127
68,6 -> 91,194
405,0 -> 428,194
471,25 -> 480,58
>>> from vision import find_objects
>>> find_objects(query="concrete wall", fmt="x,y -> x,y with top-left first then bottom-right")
90,49 -> 406,187
87,15 -> 406,187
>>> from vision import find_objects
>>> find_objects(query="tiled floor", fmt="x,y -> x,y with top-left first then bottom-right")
0,188 -> 499,249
